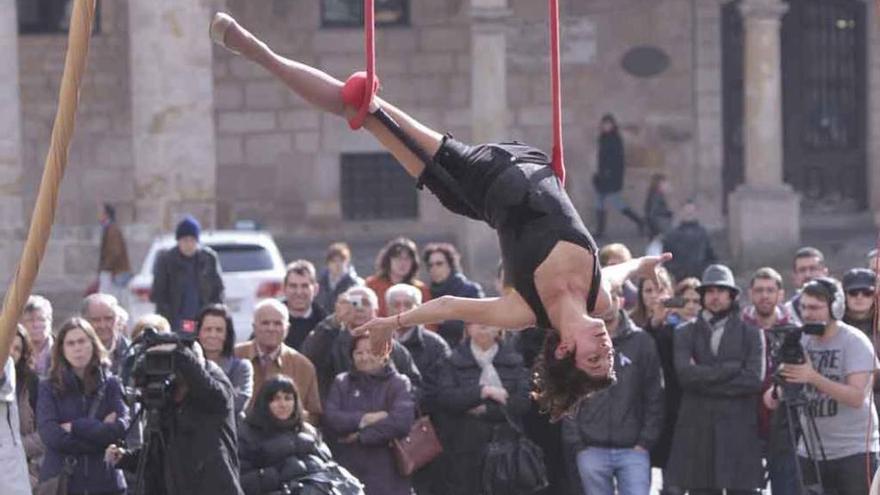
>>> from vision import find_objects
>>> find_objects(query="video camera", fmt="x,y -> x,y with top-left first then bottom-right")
125,327 -> 196,411
765,323 -> 825,400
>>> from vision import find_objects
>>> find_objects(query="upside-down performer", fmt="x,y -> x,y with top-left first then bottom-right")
210,12 -> 670,419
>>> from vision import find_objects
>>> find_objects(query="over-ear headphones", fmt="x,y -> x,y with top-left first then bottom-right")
804,277 -> 845,321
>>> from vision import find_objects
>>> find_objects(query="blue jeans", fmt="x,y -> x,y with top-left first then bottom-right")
768,449 -> 800,495
576,447 -> 651,495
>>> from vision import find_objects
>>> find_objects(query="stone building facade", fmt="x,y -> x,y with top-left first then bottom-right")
4,0 -> 879,301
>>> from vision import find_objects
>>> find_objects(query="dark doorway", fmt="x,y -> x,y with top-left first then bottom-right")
722,0 -> 867,213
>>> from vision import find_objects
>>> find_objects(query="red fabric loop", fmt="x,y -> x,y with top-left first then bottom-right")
342,71 -> 380,130
549,0 -> 566,185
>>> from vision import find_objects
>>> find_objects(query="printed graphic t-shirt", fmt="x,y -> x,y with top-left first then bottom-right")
798,322 -> 880,460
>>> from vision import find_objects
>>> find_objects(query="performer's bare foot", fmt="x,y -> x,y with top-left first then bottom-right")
210,12 -> 263,59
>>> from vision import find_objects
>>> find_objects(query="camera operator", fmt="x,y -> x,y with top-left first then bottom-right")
105,340 -> 245,495
765,277 -> 879,495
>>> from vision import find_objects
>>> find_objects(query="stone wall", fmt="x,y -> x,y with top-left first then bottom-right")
212,0 -> 701,259
18,0 -> 134,228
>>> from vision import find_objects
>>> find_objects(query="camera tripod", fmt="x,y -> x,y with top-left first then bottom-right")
130,405 -> 179,495
773,382 -> 829,495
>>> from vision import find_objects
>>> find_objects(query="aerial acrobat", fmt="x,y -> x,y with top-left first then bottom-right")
210,12 -> 670,418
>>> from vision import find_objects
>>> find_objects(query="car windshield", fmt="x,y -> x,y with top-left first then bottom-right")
209,244 -> 275,272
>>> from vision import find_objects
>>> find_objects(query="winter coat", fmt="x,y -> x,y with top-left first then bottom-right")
323,365 -> 415,495
0,358 -> 32,495
644,190 -> 674,238
666,311 -> 765,490
239,420 -> 354,495
396,325 -> 451,414
217,356 -> 255,418
99,220 -> 131,275
117,349 -> 244,495
429,272 -> 484,346
562,312 -> 664,452
37,368 -> 129,494
302,316 -> 422,402
436,339 -> 530,495
662,221 -> 717,281
644,319 -> 682,469
151,245 -> 224,327
316,266 -> 364,314
593,131 -> 625,194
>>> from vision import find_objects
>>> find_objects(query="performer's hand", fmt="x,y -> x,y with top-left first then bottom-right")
353,316 -> 395,356
634,252 -> 673,285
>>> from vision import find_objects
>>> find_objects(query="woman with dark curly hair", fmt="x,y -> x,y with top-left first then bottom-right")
366,237 -> 432,317
238,376 -> 362,495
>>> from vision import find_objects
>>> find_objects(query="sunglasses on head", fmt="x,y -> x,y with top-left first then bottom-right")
847,288 -> 875,298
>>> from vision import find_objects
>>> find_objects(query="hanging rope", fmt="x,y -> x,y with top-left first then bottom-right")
341,0 -> 379,130
549,0 -> 566,185
0,0 -> 97,368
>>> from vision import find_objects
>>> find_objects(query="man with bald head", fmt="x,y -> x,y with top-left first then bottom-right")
234,299 -> 321,423
81,293 -> 129,375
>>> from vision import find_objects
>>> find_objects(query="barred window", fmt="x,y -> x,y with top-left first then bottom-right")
321,0 -> 408,28
17,0 -> 102,34
340,153 -> 418,221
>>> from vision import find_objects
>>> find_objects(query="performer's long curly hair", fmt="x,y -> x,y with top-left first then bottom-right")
532,329 -> 616,421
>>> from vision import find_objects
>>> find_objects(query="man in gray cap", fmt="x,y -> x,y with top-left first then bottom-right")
843,268 -> 876,338
666,264 -> 765,495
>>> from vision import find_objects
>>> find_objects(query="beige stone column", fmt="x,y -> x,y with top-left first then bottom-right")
0,0 -> 24,230
460,0 -> 511,288
129,1 -> 219,229
728,0 -> 800,265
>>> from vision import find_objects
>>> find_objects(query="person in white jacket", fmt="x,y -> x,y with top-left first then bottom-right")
0,355 -> 34,495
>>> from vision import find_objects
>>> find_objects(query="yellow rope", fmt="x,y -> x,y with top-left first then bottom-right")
0,0 -> 96,367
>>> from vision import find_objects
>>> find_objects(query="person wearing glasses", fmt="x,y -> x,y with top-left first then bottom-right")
842,268 -> 876,338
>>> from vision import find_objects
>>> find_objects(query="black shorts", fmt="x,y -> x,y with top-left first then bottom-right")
417,136 -> 601,328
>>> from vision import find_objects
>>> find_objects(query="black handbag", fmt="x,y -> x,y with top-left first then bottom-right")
481,408 -> 548,495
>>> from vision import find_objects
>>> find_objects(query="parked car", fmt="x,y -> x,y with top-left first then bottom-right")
128,230 -> 286,342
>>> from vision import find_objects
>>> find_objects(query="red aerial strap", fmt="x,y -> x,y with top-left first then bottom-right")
342,0 -> 379,130
549,0 -> 566,185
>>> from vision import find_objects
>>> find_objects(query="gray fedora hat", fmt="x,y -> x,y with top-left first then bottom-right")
696,264 -> 740,296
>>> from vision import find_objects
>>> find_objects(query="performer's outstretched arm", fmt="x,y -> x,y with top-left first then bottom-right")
355,292 -> 536,354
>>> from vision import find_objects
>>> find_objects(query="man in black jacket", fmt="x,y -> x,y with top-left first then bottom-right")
662,201 -> 717,282
106,343 -> 244,495
282,260 -> 328,351
562,283 -> 663,495
150,215 -> 224,333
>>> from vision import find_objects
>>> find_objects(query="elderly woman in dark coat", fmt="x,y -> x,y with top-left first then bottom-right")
322,334 -> 415,495
436,323 -> 531,495
238,376 -> 363,495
